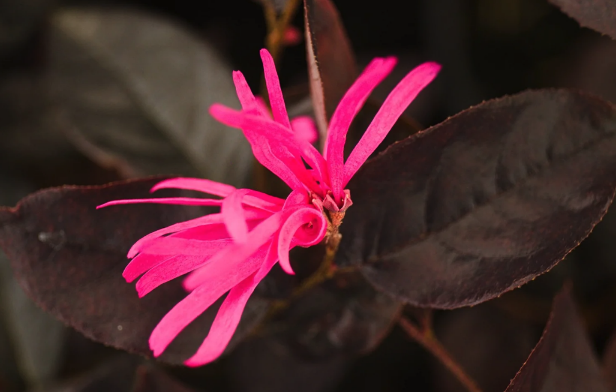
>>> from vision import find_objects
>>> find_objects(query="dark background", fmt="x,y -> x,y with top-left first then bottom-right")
1,0 -> 615,391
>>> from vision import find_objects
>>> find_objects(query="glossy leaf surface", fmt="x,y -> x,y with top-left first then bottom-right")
338,89 -> 616,308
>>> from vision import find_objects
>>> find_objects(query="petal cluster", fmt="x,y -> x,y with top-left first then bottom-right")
211,49 -> 441,208
99,49 -> 440,366
99,180 -> 326,365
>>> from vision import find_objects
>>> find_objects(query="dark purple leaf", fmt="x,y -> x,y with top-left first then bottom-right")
338,89 -> 616,308
505,288 -> 608,392
548,0 -> 616,40
274,270 -> 400,359
0,178 -> 269,364
303,0 -> 357,143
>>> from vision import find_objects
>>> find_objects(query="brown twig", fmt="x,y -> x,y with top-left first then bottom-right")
399,316 -> 483,392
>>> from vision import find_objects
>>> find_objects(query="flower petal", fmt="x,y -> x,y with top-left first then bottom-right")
134,238 -> 233,296
182,210 -> 284,291
291,116 -> 318,144
97,197 -> 223,209
222,189 -> 250,243
260,49 -> 292,128
242,190 -> 285,212
151,178 -> 235,197
343,62 -> 441,187
123,254 -> 173,283
183,237 -> 280,367
139,237 -> 233,256
136,255 -> 205,297
324,57 -> 397,200
277,207 -> 326,275
148,244 -> 269,357
127,214 -> 225,258
211,105 -> 326,194
214,83 -> 305,191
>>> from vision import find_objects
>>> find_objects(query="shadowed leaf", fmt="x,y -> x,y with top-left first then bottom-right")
229,335 -> 350,392
47,8 -> 252,185
0,0 -> 52,62
0,178 -> 269,364
433,304 -> 536,392
505,288 -> 608,392
548,0 -> 616,40
303,0 -> 357,143
44,356 -> 199,392
603,328 -> 616,391
338,89 -> 616,308
229,270 -> 399,392
274,271 -> 400,359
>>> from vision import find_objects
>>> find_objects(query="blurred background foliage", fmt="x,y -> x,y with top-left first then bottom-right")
1,0 -> 616,391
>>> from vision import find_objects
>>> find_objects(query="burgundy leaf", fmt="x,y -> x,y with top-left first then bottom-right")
505,288 -> 608,392
0,178 -> 268,364
303,0 -> 358,143
338,89 -> 616,308
548,0 -> 616,40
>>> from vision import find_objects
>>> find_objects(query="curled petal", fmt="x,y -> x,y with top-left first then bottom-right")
277,207 -> 327,275
343,62 -> 441,188
151,178 -> 235,197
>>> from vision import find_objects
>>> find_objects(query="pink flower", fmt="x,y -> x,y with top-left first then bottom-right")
99,49 -> 440,366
